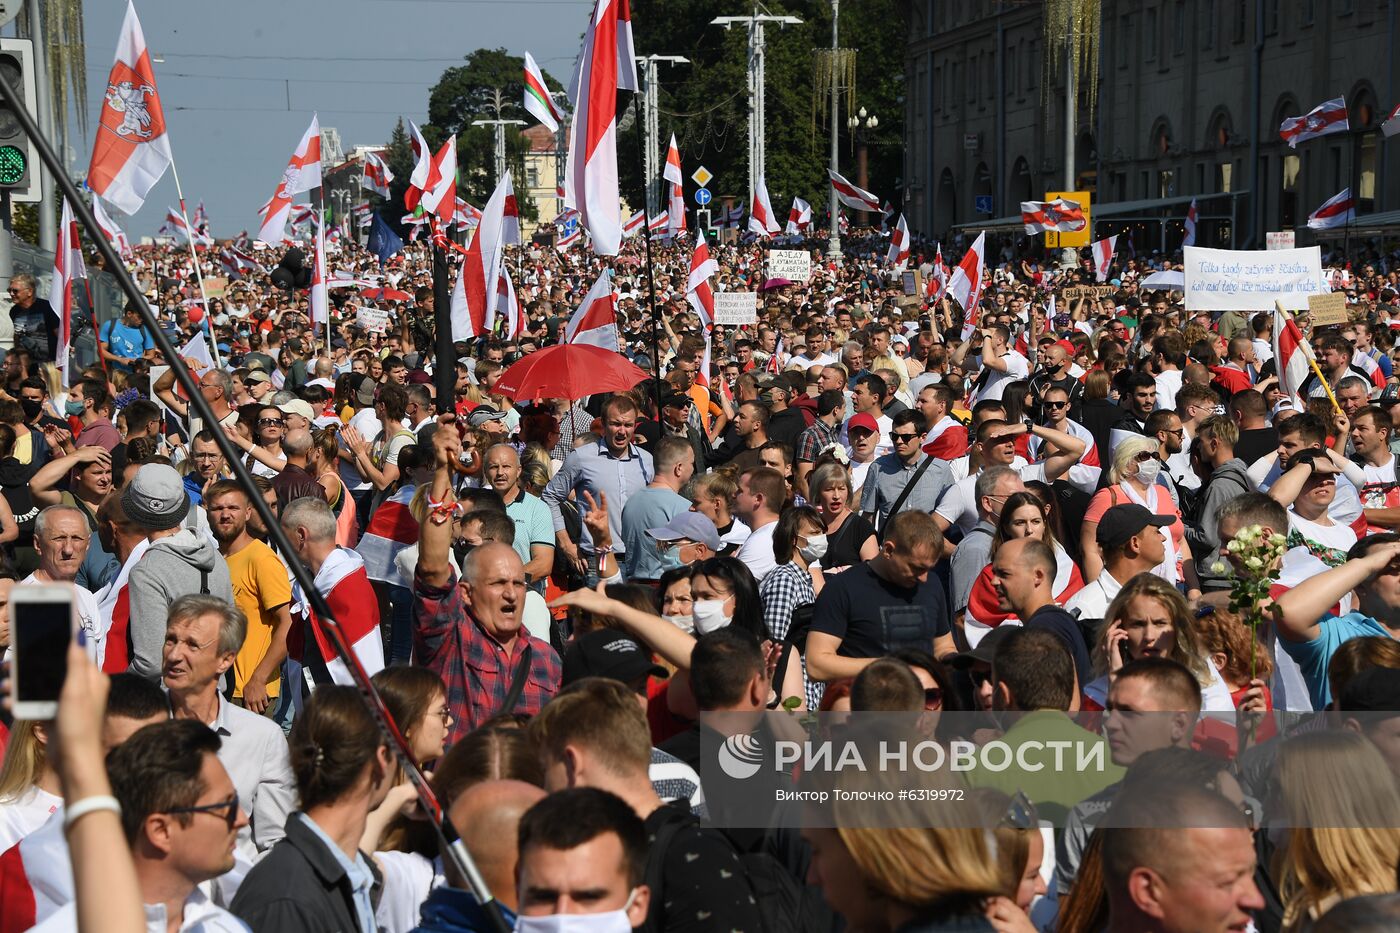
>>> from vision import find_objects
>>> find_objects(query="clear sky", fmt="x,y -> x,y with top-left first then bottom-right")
76,0 -> 591,237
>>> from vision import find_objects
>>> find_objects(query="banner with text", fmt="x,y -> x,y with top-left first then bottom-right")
713,292 -> 758,325
767,250 -> 811,282
1183,245 -> 1324,312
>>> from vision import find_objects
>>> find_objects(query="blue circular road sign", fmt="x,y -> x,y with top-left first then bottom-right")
694,188 -> 712,206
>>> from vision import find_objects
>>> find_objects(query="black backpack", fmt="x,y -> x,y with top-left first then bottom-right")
645,808 -> 808,933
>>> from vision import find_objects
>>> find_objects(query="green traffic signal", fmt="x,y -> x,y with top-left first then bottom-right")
0,144 -> 25,186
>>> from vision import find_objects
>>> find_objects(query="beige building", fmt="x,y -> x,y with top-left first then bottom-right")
523,125 -> 567,238
903,0 -> 1400,250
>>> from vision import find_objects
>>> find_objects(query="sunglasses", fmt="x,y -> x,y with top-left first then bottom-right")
167,792 -> 240,829
1043,400 -> 1068,409
891,432 -> 920,442
1133,451 -> 1156,463
257,418 -> 285,427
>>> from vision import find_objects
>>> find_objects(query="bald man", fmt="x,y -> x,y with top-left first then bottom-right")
410,780 -> 545,931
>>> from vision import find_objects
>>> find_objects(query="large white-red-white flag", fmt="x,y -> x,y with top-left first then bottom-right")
451,171 -> 517,341
404,120 -> 434,211
622,211 -> 646,238
49,199 -> 86,385
947,232 -> 986,338
886,214 -> 910,270
1307,188 -> 1355,230
418,136 -> 457,224
828,169 -> 880,213
1182,198 -> 1199,248
497,268 -> 524,338
686,240 -> 719,329
563,0 -> 638,256
1273,307 -> 1315,407
748,175 -> 780,236
663,134 -> 686,238
785,197 -> 811,235
524,51 -> 566,133
88,1 -> 172,215
361,151 -> 393,197
647,210 -> 669,236
1092,236 -> 1117,282
256,114 -> 322,245
1279,97 -> 1349,148
89,195 -> 132,258
310,212 -> 328,333
565,269 -> 620,350
1021,198 -> 1086,235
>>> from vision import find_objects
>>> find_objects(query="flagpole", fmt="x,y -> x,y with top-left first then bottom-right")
317,185 -> 331,360
168,160 -> 221,369
1278,300 -> 1343,415
631,93 -> 664,415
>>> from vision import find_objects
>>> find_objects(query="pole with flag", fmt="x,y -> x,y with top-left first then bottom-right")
49,199 -> 86,385
630,93 -> 663,415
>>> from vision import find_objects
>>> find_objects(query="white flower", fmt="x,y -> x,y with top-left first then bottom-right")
1245,556 -> 1264,572
1210,561 -> 1229,576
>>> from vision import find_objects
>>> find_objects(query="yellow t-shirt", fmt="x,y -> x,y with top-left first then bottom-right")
227,539 -> 293,699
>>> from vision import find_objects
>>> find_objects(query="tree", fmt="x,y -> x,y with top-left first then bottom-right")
423,48 -> 566,222
384,117 -> 416,218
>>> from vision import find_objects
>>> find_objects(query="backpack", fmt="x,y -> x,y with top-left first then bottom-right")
645,808 -> 807,933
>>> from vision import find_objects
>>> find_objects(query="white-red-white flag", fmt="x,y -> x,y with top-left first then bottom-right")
419,136 -> 457,224
524,51 -> 566,133
88,1 -> 172,215
926,244 -> 948,300
311,212 -> 328,333
785,197 -> 811,235
663,134 -> 686,238
361,151 -> 393,197
1092,236 -> 1117,282
696,325 -> 713,389
1384,103 -> 1400,139
686,240 -> 719,329
565,269 -> 620,350
647,210 -> 669,236
1182,198 -> 1199,247
1021,198 -> 1086,235
405,120 -> 434,211
90,196 -> 132,258
1280,97 -> 1349,148
256,114 -> 322,245
1307,188 -> 1356,230
563,0 -> 639,256
886,214 -> 910,270
49,199 -> 87,385
748,175 -> 780,236
556,226 -> 583,251
1273,307 -> 1314,407
497,268 -> 524,338
948,232 -> 986,338
622,211 -> 645,238
828,169 -> 880,213
451,171 -> 515,341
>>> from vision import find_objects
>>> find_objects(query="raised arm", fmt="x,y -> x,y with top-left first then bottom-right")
32,446 -> 109,507
550,582 -> 696,670
1274,541 -> 1400,643
417,420 -> 461,589
153,364 -> 189,418
1025,422 -> 1087,483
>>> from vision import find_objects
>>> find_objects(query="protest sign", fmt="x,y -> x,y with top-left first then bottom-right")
713,292 -> 758,325
1061,286 -> 1115,300
1266,232 -> 1295,250
1306,293 -> 1349,327
1183,245 -> 1324,312
356,306 -> 392,332
767,249 -> 811,282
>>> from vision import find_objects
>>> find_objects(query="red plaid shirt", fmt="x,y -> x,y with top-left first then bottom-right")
413,569 -> 561,746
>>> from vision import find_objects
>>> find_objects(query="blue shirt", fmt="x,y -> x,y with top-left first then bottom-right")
1280,611 -> 1395,709
619,485 -> 691,580
294,813 -> 376,933
101,318 -> 154,369
541,439 -> 654,555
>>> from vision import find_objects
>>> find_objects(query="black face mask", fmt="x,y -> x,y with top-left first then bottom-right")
19,398 -> 41,421
452,539 -> 476,567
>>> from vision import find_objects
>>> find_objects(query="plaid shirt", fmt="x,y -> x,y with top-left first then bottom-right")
759,561 -> 823,709
413,569 -> 561,746
796,418 -> 839,464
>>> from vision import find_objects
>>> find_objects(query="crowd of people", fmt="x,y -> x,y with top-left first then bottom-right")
2,223 -> 1400,933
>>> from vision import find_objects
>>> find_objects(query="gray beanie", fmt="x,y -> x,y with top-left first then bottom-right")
123,463 -> 191,531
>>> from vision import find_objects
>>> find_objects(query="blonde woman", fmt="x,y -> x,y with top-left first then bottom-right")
0,720 -> 61,851
1085,573 -> 1235,712
1081,434 -> 1194,587
1272,731 -> 1400,931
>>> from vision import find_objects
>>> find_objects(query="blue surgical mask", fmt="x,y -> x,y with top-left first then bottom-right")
658,544 -> 686,572
64,399 -> 85,417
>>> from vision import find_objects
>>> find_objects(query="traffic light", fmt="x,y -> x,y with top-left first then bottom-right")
0,38 -> 38,203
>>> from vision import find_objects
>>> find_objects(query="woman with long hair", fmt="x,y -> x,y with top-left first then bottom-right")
1086,573 -> 1235,712
963,490 -> 1085,639
760,505 -> 827,710
0,720 -> 60,851
1080,434 -> 1194,587
807,461 -> 877,570
969,789 -> 1047,920
1271,731 -> 1400,931
309,424 -> 356,545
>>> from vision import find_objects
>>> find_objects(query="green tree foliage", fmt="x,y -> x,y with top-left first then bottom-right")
624,0 -> 904,225
422,48 -> 566,222
384,117 -> 416,216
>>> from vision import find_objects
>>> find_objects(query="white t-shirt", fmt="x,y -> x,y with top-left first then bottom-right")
1154,370 -> 1183,412
948,454 -> 1029,484
0,785 -> 61,852
338,407 -> 382,492
788,352 -> 835,370
1287,511 -> 1357,563
972,349 -> 1029,404
1359,455 -> 1400,519
735,520 -> 778,582
936,463 -> 1048,533
849,457 -> 876,500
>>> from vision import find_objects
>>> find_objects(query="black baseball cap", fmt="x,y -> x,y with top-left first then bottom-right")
561,628 -> 668,688
1096,503 -> 1174,549
947,625 -> 1016,671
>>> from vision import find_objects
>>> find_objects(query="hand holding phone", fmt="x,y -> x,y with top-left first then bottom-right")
11,584 -> 78,720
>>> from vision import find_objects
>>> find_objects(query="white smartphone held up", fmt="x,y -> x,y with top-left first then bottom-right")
10,584 -> 77,720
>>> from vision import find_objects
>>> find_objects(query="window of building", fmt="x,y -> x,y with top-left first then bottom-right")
1360,135 -> 1377,203
527,168 -> 539,188
1264,0 -> 1279,35
1140,171 -> 1151,197
934,66 -> 942,111
1028,41 -> 1038,89
1145,7 -> 1158,61
1195,163 -> 1206,193
1202,0 -> 1217,49
1007,55 -> 1018,96
1232,0 -> 1246,41
951,61 -> 960,108
1112,171 -> 1127,201
1174,0 -> 1186,54
985,54 -> 994,99
1217,162 -> 1232,192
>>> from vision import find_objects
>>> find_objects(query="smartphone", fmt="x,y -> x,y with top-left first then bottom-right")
11,584 -> 77,720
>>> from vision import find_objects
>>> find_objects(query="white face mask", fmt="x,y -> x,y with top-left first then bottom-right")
692,599 -> 732,634
514,890 -> 639,933
1135,457 -> 1162,483
799,533 -> 829,564
662,613 -> 694,634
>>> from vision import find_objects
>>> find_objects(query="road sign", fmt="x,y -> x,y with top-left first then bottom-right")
691,165 -> 713,188
975,195 -> 993,215
695,188 -> 712,206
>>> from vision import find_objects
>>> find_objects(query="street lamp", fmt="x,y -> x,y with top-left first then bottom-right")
847,106 -> 878,225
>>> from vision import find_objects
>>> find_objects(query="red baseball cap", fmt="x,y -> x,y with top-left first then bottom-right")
847,413 -> 879,435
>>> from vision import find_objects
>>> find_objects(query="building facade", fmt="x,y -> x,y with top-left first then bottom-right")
522,125 -> 569,238
904,0 -> 1400,251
